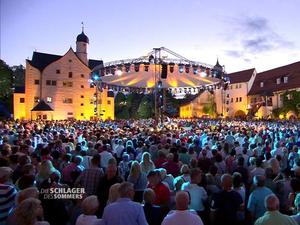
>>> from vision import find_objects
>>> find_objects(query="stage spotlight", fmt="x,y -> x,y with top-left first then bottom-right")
178,64 -> 184,73
117,64 -> 123,71
111,65 -> 116,75
125,63 -> 131,72
105,66 -> 111,75
185,64 -> 190,73
161,63 -> 168,79
134,63 -> 140,72
169,63 -> 175,73
144,62 -> 150,72
193,65 -> 198,75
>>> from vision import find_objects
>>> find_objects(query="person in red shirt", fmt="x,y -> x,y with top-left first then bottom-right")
147,170 -> 170,208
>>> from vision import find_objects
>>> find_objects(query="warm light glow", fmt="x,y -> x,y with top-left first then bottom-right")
200,72 -> 207,77
115,70 -> 122,76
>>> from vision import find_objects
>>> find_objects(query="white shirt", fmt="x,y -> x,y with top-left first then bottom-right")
100,151 -> 113,168
182,183 -> 208,211
75,214 -> 102,225
162,210 -> 203,225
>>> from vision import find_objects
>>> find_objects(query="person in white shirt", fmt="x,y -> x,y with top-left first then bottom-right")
76,195 -> 102,225
99,145 -> 114,169
162,191 -> 204,225
182,168 -> 208,215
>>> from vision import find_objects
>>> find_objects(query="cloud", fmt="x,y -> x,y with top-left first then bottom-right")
224,16 -> 294,58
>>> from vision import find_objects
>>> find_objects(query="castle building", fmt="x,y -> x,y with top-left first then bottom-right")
14,30 -> 114,120
179,60 -> 300,119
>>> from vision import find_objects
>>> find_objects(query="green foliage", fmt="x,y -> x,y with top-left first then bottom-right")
0,60 -> 14,113
272,90 -> 300,118
137,95 -> 154,118
202,94 -> 217,117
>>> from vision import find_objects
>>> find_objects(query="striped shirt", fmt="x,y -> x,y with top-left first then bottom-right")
0,184 -> 17,225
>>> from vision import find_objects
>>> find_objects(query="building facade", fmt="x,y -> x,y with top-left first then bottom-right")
14,30 -> 114,120
179,61 -> 300,119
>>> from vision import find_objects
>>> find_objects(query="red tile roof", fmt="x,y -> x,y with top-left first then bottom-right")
227,68 -> 255,84
248,61 -> 300,95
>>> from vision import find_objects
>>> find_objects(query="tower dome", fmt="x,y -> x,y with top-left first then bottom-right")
76,31 -> 89,44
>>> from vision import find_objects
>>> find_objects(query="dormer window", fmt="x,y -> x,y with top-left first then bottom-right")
260,82 -> 264,88
284,76 -> 288,83
276,78 -> 280,84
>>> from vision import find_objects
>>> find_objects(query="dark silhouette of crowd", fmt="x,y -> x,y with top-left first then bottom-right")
1,118 -> 300,225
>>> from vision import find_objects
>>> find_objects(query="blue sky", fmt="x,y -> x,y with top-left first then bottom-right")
1,0 -> 299,72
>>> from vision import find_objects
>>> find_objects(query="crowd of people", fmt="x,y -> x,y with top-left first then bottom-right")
1,118 -> 300,225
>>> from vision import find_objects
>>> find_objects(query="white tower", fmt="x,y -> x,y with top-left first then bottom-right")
76,23 -> 89,65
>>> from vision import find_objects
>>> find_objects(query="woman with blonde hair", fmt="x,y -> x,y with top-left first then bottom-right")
128,161 -> 148,202
107,183 -> 121,205
36,160 -> 60,188
15,198 -> 49,225
76,195 -> 102,225
140,152 -> 155,175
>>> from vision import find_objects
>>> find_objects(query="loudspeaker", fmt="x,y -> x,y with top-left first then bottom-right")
161,63 -> 168,79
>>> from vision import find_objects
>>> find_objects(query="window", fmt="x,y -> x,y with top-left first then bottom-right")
226,100 -> 229,105
236,97 -> 239,102
34,97 -> 39,103
107,100 -> 111,105
67,112 -> 73,115
81,74 -> 84,78
80,103 -> 84,106
239,84 -> 242,88
63,98 -> 73,104
56,70 -> 60,74
260,82 -> 264,88
52,80 -> 57,86
46,80 -> 51,85
284,76 -> 288,83
235,84 -> 239,89
20,98 -> 25,103
81,85 -> 84,88
68,72 -> 73,78
231,98 -> 233,103
276,78 -> 281,84
80,113 -> 84,116
46,97 -> 52,103
68,59 -> 72,63
239,97 -> 242,102
63,81 -> 73,87
226,108 -> 229,112
81,95 -> 84,98
42,115 -> 47,120
34,80 -> 40,85
226,94 -> 230,98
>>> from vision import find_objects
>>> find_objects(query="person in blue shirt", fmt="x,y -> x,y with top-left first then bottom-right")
247,175 -> 273,222
102,181 -> 148,225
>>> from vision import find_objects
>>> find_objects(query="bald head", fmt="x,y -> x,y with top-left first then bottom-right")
175,191 -> 190,210
221,174 -> 233,191
265,194 -> 279,211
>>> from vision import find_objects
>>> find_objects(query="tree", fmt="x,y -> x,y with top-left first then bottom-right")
137,95 -> 153,118
115,92 -> 129,119
0,60 -> 14,115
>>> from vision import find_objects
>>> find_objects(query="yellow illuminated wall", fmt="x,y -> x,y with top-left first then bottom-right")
13,93 -> 26,120
16,48 -> 114,120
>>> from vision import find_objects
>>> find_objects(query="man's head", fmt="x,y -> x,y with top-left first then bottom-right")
118,182 -> 135,199
265,194 -> 279,211
175,191 -> 190,211
221,174 -> 233,191
253,175 -> 265,187
190,168 -> 202,184
147,170 -> 161,187
143,188 -> 156,205
0,166 -> 13,183
106,164 -> 118,179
